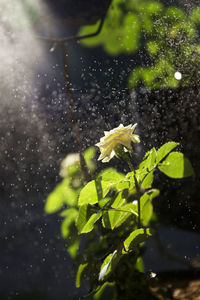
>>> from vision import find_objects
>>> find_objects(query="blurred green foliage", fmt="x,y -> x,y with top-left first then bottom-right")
45,147 -> 96,258
79,0 -> 200,88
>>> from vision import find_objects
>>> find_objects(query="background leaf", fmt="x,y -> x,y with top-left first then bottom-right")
76,263 -> 88,288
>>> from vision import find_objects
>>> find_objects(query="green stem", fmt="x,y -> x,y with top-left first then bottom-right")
122,152 -> 141,229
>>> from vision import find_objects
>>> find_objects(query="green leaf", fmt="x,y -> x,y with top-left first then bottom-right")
140,189 -> 160,211
76,204 -> 102,234
78,173 -> 122,206
84,146 -> 96,162
102,209 -> 123,230
68,239 -> 80,258
117,178 -> 135,191
102,192 -> 137,229
81,212 -> 102,234
156,142 -> 179,163
84,147 -> 96,171
45,178 -> 78,213
140,190 -> 159,226
97,168 -> 124,182
60,208 -> 78,238
76,263 -> 88,288
140,196 -> 152,226
78,179 -> 110,206
124,228 -> 153,251
121,14 -> 140,53
159,152 -> 194,178
135,257 -> 144,272
98,197 -> 111,209
190,7 -> 200,23
94,282 -> 115,300
139,148 -> 157,171
78,180 -> 99,206
99,250 -> 119,281
102,205 -> 136,230
45,188 -> 64,214
141,170 -> 154,189
146,2 -> 163,15
113,203 -> 138,228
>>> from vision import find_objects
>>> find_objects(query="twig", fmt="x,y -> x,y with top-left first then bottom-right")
36,17 -> 105,44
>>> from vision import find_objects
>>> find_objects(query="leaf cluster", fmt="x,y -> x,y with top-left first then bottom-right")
75,142 -> 194,297
44,147 -> 96,258
79,0 -> 200,88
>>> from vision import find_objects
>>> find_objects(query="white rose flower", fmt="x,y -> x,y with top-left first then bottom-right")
59,153 -> 80,177
96,124 -> 140,163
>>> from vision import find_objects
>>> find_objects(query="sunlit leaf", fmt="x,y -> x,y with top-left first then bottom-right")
124,228 -> 153,251
45,188 -> 64,214
94,282 -> 115,299
76,263 -> 88,288
122,14 -> 140,53
141,170 -> 154,189
165,7 -> 186,21
84,147 -> 96,171
78,178 -> 112,206
45,178 -> 77,213
76,204 -> 101,234
139,148 -> 157,171
135,256 -> 144,272
140,189 -> 159,210
60,208 -> 78,238
146,2 -> 163,15
140,195 -> 153,226
99,249 -> 121,281
102,193 -> 137,229
84,146 -> 96,162
159,152 -> 194,178
78,21 -> 103,47
140,189 -> 159,226
129,68 -> 142,88
98,197 -> 111,209
190,7 -> 200,23
68,239 -> 79,259
97,168 -> 124,182
81,212 -> 102,234
146,41 -> 160,55
156,142 -> 179,164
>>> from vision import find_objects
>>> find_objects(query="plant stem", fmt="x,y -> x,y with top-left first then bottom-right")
123,152 -> 141,228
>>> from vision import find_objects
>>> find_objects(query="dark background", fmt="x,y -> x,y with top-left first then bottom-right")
0,0 -> 200,299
